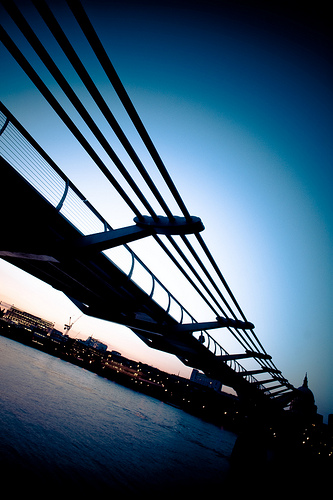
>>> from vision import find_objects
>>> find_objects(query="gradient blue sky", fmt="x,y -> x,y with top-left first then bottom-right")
0,0 -> 332,420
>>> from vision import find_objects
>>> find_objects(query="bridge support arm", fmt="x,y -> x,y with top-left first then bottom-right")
74,225 -> 150,252
73,215 -> 204,253
218,351 -> 272,362
173,317 -> 254,333
240,368 -> 281,377
134,215 -> 204,235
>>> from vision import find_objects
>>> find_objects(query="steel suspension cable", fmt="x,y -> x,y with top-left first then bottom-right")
195,232 -> 248,322
164,236 -> 228,317
195,232 -> 269,354
193,233 -> 271,360
180,235 -> 241,320
155,231 -> 261,353
154,234 -> 262,353
66,0 -> 192,222
31,0 -> 176,222
0,24 -> 143,221
1,0 -> 160,222
152,235 -> 221,318
63,0 -> 264,342
153,236 -> 258,354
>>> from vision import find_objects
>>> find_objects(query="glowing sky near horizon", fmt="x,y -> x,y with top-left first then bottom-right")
0,0 -> 332,419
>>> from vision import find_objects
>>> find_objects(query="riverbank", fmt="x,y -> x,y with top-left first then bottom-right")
0,318 -> 242,431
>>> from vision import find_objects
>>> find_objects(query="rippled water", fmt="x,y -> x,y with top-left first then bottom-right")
0,336 -> 237,495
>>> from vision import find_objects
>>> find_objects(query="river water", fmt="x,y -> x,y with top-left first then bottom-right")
0,336 -> 237,495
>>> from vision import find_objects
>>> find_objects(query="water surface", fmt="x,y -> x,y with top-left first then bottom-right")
0,336 -> 237,494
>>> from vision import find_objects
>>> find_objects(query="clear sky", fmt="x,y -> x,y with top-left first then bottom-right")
0,0 -> 332,420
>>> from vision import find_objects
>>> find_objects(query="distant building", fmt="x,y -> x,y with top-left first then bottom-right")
4,306 -> 54,333
290,373 -> 317,419
49,329 -> 69,344
111,350 -> 122,357
82,336 -> 107,352
190,369 -> 222,392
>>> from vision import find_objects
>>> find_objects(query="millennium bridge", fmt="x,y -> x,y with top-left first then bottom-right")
0,0 -> 295,413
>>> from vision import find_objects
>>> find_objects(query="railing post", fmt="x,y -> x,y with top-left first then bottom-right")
0,116 -> 10,137
128,251 -> 135,280
180,307 -> 184,324
149,277 -> 155,298
56,178 -> 69,211
166,293 -> 171,314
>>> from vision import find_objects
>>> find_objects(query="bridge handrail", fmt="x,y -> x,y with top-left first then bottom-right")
0,104 -> 262,387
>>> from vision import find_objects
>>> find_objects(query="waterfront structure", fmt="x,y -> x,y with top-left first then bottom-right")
4,305 -> 54,334
111,350 -> 122,357
190,369 -> 222,392
81,336 -> 107,352
49,329 -> 69,344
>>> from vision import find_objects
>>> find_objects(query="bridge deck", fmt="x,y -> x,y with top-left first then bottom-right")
0,154 -> 292,408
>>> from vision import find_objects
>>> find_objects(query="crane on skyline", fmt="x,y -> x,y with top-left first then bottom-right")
64,314 -> 83,333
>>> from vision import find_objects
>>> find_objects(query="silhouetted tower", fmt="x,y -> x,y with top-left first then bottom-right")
290,373 -> 317,419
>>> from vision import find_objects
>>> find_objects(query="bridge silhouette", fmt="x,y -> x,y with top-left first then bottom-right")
0,0 -> 294,412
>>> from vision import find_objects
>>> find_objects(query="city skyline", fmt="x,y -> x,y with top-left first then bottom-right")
0,0 -> 332,420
